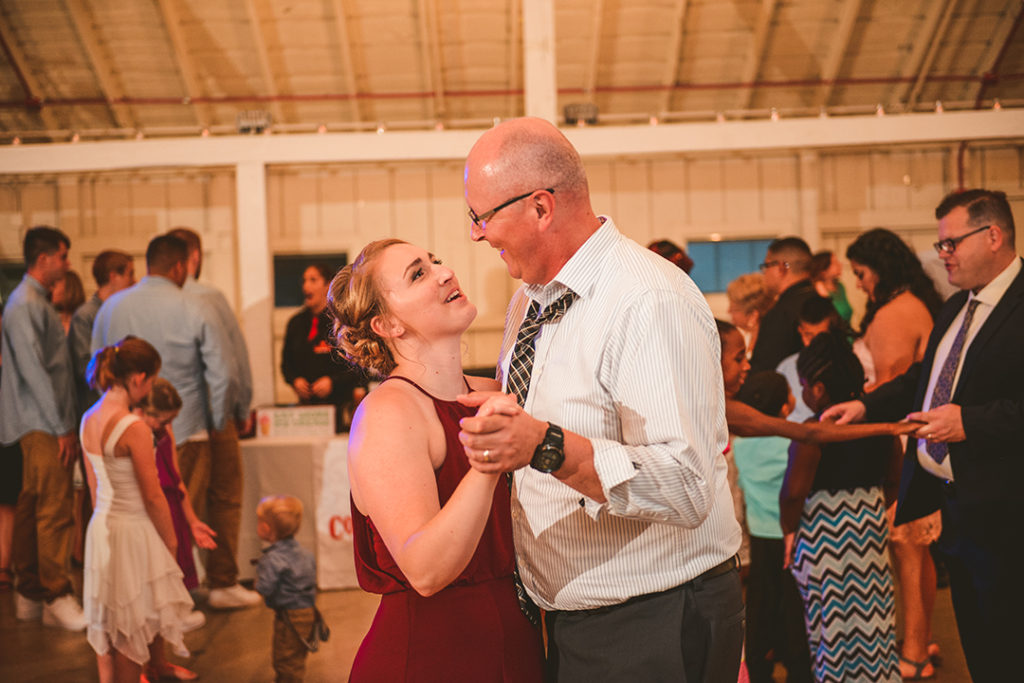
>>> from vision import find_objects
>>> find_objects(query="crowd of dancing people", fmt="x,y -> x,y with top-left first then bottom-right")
1,116 -> 1021,683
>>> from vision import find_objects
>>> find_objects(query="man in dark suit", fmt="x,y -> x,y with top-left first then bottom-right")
824,189 -> 1023,682
750,236 -> 828,373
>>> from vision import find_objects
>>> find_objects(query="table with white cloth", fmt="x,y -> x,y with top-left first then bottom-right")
237,435 -> 358,589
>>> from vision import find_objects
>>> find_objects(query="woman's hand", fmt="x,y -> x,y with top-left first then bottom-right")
783,532 -> 796,570
190,520 -> 218,550
293,377 -> 312,400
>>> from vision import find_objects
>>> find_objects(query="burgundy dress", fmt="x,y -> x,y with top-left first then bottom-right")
154,429 -> 198,590
349,377 -> 544,682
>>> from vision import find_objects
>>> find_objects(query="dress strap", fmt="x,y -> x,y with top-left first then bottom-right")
103,413 -> 142,458
383,375 -> 472,400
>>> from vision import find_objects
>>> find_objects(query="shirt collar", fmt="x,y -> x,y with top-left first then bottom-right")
24,273 -> 49,296
523,216 -> 617,307
970,256 -> 1021,308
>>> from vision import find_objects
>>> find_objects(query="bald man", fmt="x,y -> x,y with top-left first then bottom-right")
458,118 -> 743,681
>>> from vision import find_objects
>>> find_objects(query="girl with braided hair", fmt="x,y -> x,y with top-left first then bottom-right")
780,331 -> 902,683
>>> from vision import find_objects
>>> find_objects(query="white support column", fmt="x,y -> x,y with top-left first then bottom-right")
235,161 -> 275,408
522,0 -> 557,123
798,150 -> 821,247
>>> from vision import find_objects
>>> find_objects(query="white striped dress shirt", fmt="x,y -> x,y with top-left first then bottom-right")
498,218 -> 742,611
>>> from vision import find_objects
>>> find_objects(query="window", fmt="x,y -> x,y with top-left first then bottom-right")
686,239 -> 773,293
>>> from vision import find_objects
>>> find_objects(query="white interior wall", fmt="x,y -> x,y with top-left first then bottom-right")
2,140 -> 1022,407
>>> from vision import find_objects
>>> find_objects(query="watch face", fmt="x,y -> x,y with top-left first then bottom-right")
531,444 -> 564,473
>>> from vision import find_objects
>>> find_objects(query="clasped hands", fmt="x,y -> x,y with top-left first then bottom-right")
821,401 -> 965,444
457,391 -> 547,473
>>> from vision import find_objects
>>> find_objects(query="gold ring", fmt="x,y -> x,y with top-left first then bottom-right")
482,449 -> 492,463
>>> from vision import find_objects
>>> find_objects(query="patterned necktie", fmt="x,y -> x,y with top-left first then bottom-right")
926,299 -> 980,463
504,290 -> 577,628
507,291 -> 578,407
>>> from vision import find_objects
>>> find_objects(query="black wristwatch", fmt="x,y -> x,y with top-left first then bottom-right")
530,423 -> 565,473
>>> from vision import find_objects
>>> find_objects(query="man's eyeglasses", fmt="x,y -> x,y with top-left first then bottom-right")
933,224 -> 991,255
468,188 -> 555,227
758,260 -> 787,272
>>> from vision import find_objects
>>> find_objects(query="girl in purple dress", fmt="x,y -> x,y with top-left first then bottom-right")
134,378 -> 217,681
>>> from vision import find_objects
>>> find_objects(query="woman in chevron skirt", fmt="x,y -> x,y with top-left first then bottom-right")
780,332 -> 902,683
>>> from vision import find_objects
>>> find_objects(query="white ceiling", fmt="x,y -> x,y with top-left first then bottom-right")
1,0 -> 1021,143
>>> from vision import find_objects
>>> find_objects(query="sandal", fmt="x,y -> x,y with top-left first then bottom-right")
928,641 -> 942,666
144,663 -> 198,681
899,655 -> 935,680
0,567 -> 13,591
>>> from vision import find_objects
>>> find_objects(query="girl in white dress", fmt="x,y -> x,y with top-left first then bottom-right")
81,337 -> 193,683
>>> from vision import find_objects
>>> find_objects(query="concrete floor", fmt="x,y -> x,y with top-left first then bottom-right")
1,581 -> 971,682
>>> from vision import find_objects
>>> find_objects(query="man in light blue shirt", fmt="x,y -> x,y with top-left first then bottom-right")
166,227 -> 259,609
0,226 -> 87,630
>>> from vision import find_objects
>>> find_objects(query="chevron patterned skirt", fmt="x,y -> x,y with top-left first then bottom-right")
790,486 -> 898,683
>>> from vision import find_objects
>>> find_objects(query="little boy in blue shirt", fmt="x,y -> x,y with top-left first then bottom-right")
255,495 -> 322,683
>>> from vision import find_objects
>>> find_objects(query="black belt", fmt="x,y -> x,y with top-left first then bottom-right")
552,555 -> 739,616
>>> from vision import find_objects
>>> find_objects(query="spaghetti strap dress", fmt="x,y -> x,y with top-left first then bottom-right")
348,376 -> 544,683
82,414 -> 194,665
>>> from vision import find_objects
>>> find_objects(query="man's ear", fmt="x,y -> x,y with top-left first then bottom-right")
532,190 -> 556,231
370,313 -> 403,340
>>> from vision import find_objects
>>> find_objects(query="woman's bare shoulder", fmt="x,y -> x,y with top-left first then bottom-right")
465,375 -> 500,392
874,292 -> 932,330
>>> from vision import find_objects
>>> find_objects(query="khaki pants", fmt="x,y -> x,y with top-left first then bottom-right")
273,607 -> 314,682
13,431 -> 74,601
177,423 -> 242,588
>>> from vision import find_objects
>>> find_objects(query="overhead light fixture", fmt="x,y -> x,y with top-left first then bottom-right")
434,121 -> 445,131
376,123 -> 386,135
818,107 -> 829,119
716,112 -> 726,123
564,103 -> 598,126
934,100 -> 944,113
70,132 -> 80,143
135,130 -> 145,140
236,110 -> 272,134
875,103 -> 885,117
993,99 -> 1002,111
649,116 -> 659,126
770,107 -> 780,122
317,124 -> 327,134
201,127 -> 210,137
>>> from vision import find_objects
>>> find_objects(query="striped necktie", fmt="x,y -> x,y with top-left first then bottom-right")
504,289 -> 576,628
926,299 -> 980,463
506,291 -> 578,407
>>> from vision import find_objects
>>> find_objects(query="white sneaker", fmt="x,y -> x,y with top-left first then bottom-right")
207,584 -> 261,610
42,595 -> 87,631
15,593 -> 42,621
181,609 -> 206,632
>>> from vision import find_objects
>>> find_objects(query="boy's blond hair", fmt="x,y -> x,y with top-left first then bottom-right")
257,495 -> 303,540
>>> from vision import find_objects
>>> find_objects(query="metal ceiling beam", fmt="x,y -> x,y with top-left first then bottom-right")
736,0 -> 779,112
907,0 -> 965,112
886,0 -> 953,112
63,0 -> 136,131
0,13 -> 62,135
969,0 -> 1024,106
814,0 -> 863,108
3,110 -> 1020,174
242,0 -> 286,127
658,0 -> 690,115
582,0 -> 604,99
155,0 -> 210,128
416,0 -> 445,120
329,0 -> 362,123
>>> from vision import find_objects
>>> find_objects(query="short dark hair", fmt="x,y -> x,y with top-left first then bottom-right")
798,296 -> 840,326
91,250 -> 133,287
166,227 -> 201,253
737,371 -> 790,417
935,189 -> 1015,245
146,234 -> 188,274
647,240 -> 694,274
23,226 -> 70,267
767,237 -> 813,274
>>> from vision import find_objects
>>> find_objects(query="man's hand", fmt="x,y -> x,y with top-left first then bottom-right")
190,520 -> 218,550
907,403 -> 965,444
457,392 -> 547,474
58,433 -> 78,469
293,378 -> 312,400
819,400 -> 867,424
311,376 -> 333,398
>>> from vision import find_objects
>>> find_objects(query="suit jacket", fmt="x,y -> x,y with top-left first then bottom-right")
862,258 -> 1024,525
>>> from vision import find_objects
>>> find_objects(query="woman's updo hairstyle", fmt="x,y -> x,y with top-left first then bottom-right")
86,336 -> 162,392
327,239 -> 407,378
